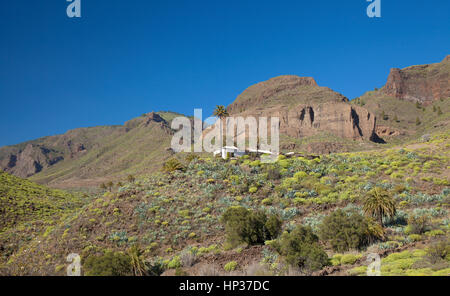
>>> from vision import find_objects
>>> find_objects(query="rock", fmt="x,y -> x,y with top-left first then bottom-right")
227,75 -> 379,143
382,55 -> 450,105
376,125 -> 403,137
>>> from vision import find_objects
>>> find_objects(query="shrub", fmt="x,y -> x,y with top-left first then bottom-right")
408,234 -> 422,242
318,209 -> 379,252
84,251 -> 133,276
405,215 -> 430,235
426,240 -> 450,264
340,254 -> 361,265
261,198 -> 272,205
167,256 -> 182,269
249,187 -> 258,193
273,226 -> 329,272
224,261 -> 238,272
425,230 -> 445,237
330,254 -> 342,266
221,206 -> 282,246
266,166 -> 281,180
294,171 -> 308,179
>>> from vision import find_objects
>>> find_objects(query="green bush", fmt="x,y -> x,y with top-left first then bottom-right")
273,226 -> 329,272
167,256 -> 182,269
221,206 -> 282,246
405,215 -> 430,235
408,234 -> 422,242
84,251 -> 133,276
224,261 -> 238,272
266,166 -> 281,180
318,209 -> 377,252
426,240 -> 450,264
340,254 -> 361,265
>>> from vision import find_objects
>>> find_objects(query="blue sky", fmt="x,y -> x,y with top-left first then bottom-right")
0,0 -> 449,146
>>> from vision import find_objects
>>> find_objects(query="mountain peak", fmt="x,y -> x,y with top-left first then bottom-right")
227,75 -> 347,115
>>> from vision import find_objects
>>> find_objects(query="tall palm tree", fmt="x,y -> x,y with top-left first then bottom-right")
213,105 -> 229,153
363,188 -> 396,228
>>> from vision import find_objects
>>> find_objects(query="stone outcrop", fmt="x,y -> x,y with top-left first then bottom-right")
275,102 -> 376,141
227,75 -> 379,142
0,144 -> 63,178
382,55 -> 450,105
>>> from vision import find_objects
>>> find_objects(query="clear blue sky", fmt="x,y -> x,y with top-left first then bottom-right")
0,0 -> 449,146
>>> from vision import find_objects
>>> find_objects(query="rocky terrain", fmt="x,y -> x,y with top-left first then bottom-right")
382,55 -> 450,105
227,75 -> 379,142
353,56 -> 450,143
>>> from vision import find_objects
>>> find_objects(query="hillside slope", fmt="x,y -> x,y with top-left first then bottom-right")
2,132 -> 448,276
0,112 -> 181,189
353,56 -> 450,143
0,171 -> 86,263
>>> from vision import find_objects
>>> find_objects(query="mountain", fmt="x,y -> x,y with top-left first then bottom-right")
352,55 -> 450,142
0,112 -> 181,189
383,55 -> 450,105
227,75 -> 381,153
1,56 -> 448,185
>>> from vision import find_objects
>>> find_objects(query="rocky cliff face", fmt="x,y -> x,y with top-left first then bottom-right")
227,75 -> 378,142
0,144 -> 64,178
382,55 -> 450,105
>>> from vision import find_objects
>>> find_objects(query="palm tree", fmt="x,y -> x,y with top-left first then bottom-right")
213,105 -> 229,153
364,188 -> 396,228
163,158 -> 185,173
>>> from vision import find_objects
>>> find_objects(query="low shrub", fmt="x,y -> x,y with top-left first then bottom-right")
272,225 -> 329,273
405,215 -> 431,235
84,251 -> 133,276
340,254 -> 362,265
318,209 -> 380,252
224,261 -> 238,272
221,206 -> 282,246
426,240 -> 450,264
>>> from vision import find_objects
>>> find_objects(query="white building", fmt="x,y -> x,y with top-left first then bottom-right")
213,146 -> 274,159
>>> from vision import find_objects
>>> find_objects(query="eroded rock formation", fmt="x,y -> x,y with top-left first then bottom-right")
382,55 -> 450,105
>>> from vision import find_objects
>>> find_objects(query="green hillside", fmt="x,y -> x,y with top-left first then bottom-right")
0,171 -> 86,264
2,132 -> 448,276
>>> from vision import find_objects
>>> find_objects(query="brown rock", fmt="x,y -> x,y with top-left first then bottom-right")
376,125 -> 403,137
382,55 -> 450,105
227,75 -> 379,143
